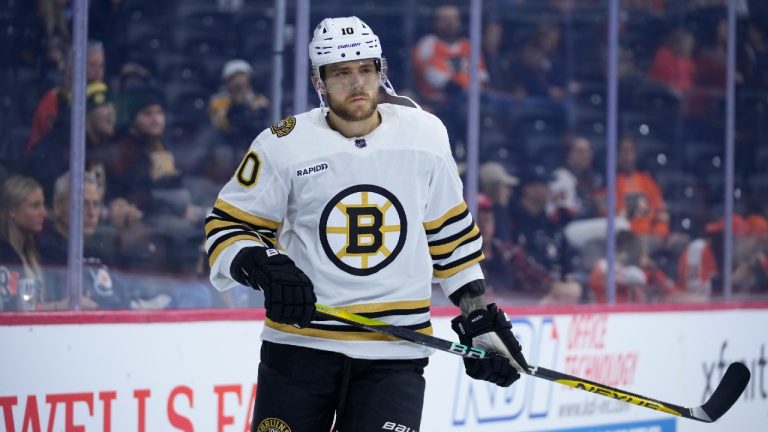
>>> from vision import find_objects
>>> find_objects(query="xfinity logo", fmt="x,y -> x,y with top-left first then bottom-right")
297,162 -> 329,177
337,42 -> 361,49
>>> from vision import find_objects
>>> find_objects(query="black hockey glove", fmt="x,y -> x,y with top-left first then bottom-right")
230,247 -> 316,327
451,303 -> 529,387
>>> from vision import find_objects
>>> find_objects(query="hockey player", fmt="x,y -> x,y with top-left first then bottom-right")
205,16 -> 528,432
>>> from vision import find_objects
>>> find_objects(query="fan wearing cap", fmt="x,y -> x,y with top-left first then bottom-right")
107,89 -> 205,230
208,59 -> 270,143
27,41 -> 107,153
476,166 -> 582,304
474,191 -> 540,297
479,161 -> 518,241
24,80 -> 116,203
510,165 -> 561,268
205,16 -> 527,431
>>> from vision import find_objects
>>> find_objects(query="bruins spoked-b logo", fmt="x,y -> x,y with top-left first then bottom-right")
320,185 -> 407,276
256,417 -> 291,432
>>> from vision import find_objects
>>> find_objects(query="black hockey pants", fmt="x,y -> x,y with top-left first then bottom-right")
251,340 -> 428,432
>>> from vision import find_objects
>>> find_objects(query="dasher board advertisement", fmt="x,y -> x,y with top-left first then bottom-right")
1,306 -> 765,431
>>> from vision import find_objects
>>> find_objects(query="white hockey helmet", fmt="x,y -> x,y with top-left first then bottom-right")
308,16 -> 382,70
308,16 -> 421,110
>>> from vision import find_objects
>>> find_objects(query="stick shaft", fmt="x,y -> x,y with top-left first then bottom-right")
315,304 -> 707,422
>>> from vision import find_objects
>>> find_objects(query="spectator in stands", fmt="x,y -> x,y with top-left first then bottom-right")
112,57 -> 160,130
476,193 -> 509,293
108,88 -> 206,272
509,166 -> 574,286
588,230 -> 677,303
42,35 -> 69,83
733,214 -> 768,295
27,40 -> 106,151
37,172 -> 119,310
479,161 -> 518,241
696,17 -> 729,88
738,20 -> 768,88
676,215 -> 749,298
208,59 -> 270,146
687,17 -> 729,118
589,230 -> 646,303
482,20 -> 514,94
548,135 -> 602,222
25,80 -> 115,202
107,89 -> 182,214
508,23 -> 568,100
0,176 -> 47,310
648,28 -> 697,95
86,39 -> 106,82
114,57 -> 157,94
613,135 -> 669,243
412,4 -> 488,102
476,191 -> 580,304
37,0 -> 71,44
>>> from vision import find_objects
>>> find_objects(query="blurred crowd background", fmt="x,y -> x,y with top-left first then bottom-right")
0,0 -> 766,311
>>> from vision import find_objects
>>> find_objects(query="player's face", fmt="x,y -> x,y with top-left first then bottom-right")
54,183 -> 101,236
323,59 -> 380,122
13,188 -> 47,234
618,138 -> 637,172
133,104 -> 165,138
82,183 -> 102,235
568,138 -> 593,172
87,48 -> 105,82
88,103 -> 116,139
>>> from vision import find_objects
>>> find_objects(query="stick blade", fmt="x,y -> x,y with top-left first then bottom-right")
700,362 -> 751,422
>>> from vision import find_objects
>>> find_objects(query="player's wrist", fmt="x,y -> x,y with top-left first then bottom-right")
449,279 -> 486,308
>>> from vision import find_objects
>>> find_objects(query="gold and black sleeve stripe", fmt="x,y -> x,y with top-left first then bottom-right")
432,249 -> 484,278
427,222 -> 481,260
205,210 -> 277,243
423,201 -> 484,278
423,202 -> 470,235
205,199 -> 281,267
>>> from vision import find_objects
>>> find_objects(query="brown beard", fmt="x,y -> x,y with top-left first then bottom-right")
327,91 -> 379,122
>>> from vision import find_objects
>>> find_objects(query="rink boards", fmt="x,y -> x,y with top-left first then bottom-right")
1,304 -> 766,431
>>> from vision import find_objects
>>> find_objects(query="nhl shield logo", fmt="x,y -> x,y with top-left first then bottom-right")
319,184 -> 407,276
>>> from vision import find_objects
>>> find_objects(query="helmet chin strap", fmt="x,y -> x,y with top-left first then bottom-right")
312,69 -> 329,114
315,85 -> 329,113
380,75 -> 421,110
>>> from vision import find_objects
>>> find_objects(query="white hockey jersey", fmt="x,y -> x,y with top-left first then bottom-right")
205,103 -> 484,359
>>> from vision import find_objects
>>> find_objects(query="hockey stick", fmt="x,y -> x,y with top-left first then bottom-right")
315,303 -> 750,423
